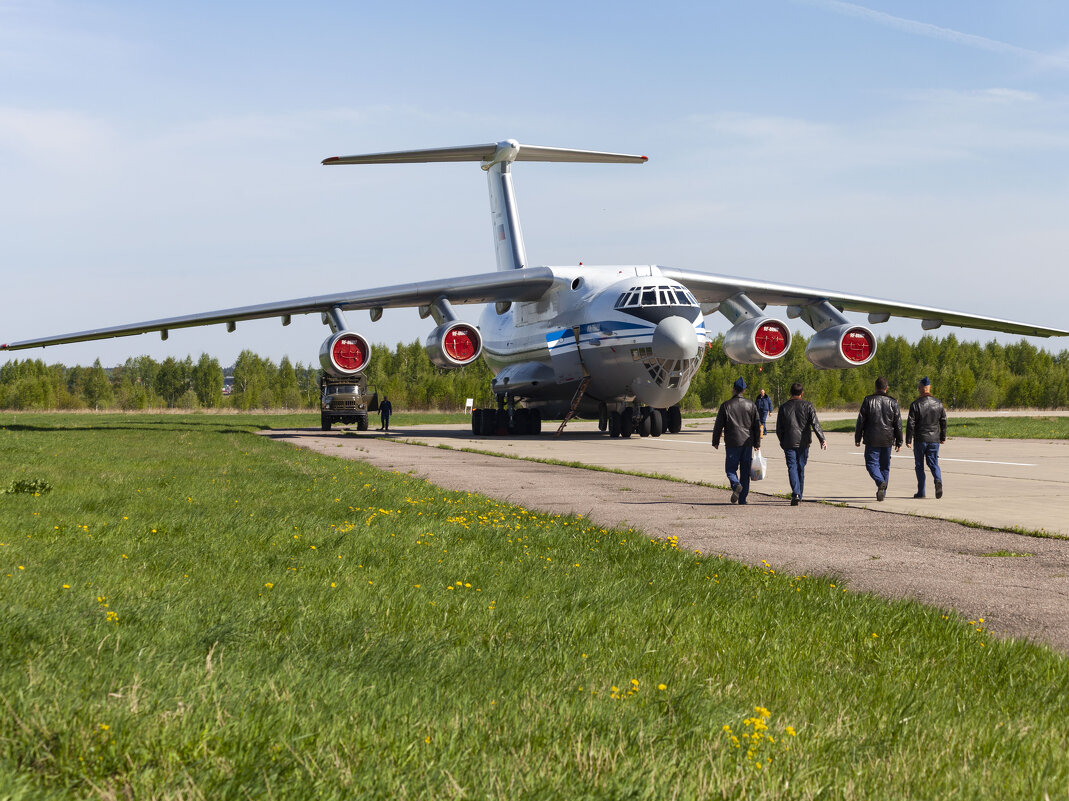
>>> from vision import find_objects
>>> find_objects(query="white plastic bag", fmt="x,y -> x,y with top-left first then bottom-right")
750,450 -> 767,481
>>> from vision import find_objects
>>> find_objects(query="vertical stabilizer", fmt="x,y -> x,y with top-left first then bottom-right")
484,141 -> 528,271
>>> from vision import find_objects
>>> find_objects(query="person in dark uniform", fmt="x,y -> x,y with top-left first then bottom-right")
712,377 -> 763,505
906,376 -> 947,499
379,396 -> 393,432
776,382 -> 827,506
756,389 -> 774,436
855,377 -> 902,502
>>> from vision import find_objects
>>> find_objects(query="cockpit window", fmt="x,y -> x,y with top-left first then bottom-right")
614,284 -> 698,311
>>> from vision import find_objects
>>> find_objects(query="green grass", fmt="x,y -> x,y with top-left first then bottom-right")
822,415 -> 1069,439
2,413 -> 1069,799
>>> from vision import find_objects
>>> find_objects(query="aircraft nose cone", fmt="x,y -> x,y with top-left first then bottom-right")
653,316 -> 698,361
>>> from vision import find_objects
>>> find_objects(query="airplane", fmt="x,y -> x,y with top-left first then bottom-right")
3,139 -> 1067,439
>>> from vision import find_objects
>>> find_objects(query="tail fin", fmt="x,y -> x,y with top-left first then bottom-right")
323,139 -> 647,271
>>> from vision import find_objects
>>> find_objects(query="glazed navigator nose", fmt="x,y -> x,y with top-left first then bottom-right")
652,315 -> 698,360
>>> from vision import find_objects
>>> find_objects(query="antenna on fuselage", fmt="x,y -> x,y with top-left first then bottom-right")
322,140 -> 647,272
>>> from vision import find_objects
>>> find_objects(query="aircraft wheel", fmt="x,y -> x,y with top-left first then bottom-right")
480,410 -> 496,436
649,409 -> 663,437
620,412 -> 634,439
530,409 -> 542,435
495,409 -> 509,436
320,413 -> 331,432
471,409 -> 482,435
638,410 -> 652,437
598,403 -> 608,432
666,405 -> 683,434
514,408 -> 531,435
608,411 -> 621,438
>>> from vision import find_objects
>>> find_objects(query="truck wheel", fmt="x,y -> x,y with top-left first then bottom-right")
357,417 -> 369,431
320,413 -> 331,432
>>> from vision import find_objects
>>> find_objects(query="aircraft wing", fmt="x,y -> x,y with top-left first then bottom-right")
1,267 -> 555,351
661,267 -> 1068,338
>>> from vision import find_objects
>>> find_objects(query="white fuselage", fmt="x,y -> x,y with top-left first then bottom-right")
478,264 -> 707,413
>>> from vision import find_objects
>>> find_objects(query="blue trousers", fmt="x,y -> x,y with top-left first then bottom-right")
759,412 -> 769,435
864,446 -> 891,487
783,447 -> 809,498
914,441 -> 941,494
725,446 -> 754,502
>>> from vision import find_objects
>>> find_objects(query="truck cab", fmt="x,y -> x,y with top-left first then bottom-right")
319,373 -> 378,431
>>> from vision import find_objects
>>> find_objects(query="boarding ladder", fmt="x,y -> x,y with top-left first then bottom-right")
555,374 -> 592,437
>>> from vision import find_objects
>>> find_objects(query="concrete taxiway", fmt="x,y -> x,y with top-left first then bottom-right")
392,416 -> 1069,537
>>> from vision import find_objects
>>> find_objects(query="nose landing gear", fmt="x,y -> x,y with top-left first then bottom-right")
605,404 -> 681,439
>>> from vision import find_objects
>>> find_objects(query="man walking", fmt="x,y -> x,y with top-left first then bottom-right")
756,389 -> 773,436
379,396 -> 393,432
712,377 -> 763,505
906,376 -> 946,499
855,377 -> 902,501
776,382 -> 827,506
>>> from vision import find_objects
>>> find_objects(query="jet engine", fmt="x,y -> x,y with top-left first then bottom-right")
319,331 -> 371,377
425,321 -> 482,368
805,323 -> 876,369
722,317 -> 792,364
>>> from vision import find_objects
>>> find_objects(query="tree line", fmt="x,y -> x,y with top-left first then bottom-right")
1,334 -> 1066,412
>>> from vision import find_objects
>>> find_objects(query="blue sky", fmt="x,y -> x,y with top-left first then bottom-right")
2,0 -> 1067,367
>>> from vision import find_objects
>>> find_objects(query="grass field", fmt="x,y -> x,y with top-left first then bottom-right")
821,415 -> 1069,440
2,413 -> 1069,799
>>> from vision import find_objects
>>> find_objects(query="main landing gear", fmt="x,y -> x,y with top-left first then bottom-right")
471,395 -> 542,436
606,404 -> 683,439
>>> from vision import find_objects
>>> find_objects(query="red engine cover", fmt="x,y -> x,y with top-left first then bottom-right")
319,332 -> 370,377
841,327 -> 874,363
754,321 -> 789,358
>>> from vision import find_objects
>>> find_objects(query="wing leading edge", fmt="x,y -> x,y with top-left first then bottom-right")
1,267 -> 555,351
661,267 -> 1068,339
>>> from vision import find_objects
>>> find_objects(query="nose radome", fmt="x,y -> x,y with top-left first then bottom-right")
653,316 -> 698,360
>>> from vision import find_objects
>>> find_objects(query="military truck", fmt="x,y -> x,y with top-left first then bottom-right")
319,373 -> 378,431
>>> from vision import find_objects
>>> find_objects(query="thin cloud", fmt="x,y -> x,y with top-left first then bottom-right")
801,0 -> 1069,71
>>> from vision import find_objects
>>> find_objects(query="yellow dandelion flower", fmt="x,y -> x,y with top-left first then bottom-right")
658,683 -> 667,691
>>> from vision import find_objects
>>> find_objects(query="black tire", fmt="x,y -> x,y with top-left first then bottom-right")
320,413 -> 331,432
513,408 -> 530,435
608,411 -> 621,438
638,410 -> 652,437
495,409 -> 509,436
530,409 -> 542,435
480,409 -> 496,437
620,412 -> 634,439
666,405 -> 683,434
598,404 -> 608,432
649,408 -> 663,437
472,409 -> 482,435
357,417 -> 369,431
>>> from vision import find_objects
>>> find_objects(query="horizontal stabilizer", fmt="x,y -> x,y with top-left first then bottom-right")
323,140 -> 647,166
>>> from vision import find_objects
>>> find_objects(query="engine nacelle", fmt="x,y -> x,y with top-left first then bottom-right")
319,331 -> 371,377
722,317 -> 792,364
425,321 -> 482,368
805,323 -> 876,369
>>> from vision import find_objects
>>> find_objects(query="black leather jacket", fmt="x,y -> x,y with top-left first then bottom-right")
906,394 -> 946,445
776,398 -> 826,450
855,392 -> 902,448
712,395 -> 762,448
